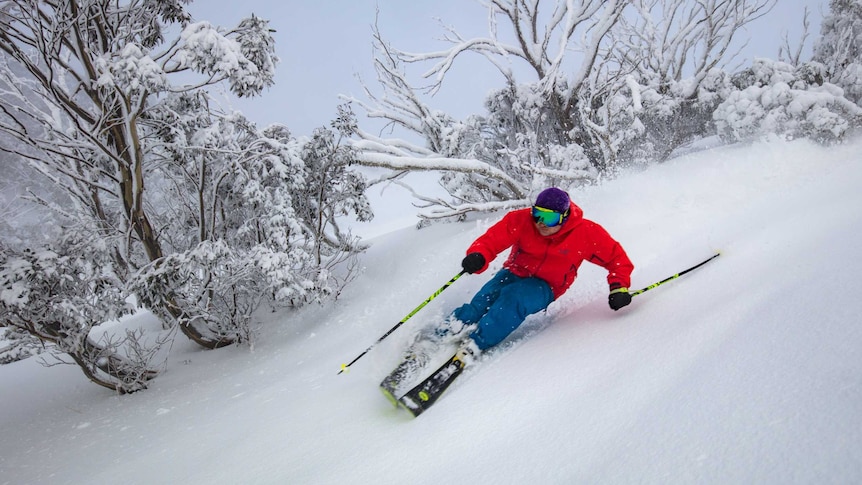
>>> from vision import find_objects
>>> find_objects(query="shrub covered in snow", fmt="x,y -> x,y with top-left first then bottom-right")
714,59 -> 862,143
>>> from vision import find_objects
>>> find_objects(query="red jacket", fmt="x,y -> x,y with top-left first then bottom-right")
466,202 -> 633,300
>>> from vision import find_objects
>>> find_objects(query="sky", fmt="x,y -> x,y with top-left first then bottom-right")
2,136 -> 861,483
188,0 -> 828,137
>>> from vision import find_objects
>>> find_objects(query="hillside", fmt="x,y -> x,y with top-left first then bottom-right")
1,138 -> 861,484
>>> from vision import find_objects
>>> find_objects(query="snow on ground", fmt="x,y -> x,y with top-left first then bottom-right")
2,138 -> 861,484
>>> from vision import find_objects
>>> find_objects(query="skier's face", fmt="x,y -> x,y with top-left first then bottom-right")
535,221 -> 562,237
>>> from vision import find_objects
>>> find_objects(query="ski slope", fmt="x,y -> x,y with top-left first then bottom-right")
2,138 -> 861,484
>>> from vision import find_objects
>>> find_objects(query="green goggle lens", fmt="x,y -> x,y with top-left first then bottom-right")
531,206 -> 566,227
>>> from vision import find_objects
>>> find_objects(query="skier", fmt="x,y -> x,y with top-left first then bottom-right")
382,187 -> 635,397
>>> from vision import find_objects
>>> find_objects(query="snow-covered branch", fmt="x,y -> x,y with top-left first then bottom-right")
355,151 -> 523,194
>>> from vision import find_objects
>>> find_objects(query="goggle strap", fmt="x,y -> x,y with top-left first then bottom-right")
535,206 -> 569,216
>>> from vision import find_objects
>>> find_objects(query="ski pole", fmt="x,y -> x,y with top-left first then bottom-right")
338,270 -> 467,375
631,252 -> 720,297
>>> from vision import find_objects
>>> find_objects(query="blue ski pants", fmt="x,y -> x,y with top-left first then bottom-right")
451,269 -> 554,350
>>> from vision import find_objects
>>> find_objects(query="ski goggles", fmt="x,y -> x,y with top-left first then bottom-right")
531,206 -> 568,227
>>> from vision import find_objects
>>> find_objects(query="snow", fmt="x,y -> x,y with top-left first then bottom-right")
2,138 -> 862,483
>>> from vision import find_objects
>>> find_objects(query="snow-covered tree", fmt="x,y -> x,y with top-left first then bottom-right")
344,0 -> 629,219
0,1 -> 370,389
128,95 -> 370,348
813,0 -> 862,105
345,0 -> 776,219
610,0 -> 776,163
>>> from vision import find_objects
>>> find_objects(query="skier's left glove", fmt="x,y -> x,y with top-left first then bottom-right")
608,285 -> 631,311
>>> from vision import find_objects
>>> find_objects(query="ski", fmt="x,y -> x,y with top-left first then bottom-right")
379,356 -> 423,411
395,352 -> 466,417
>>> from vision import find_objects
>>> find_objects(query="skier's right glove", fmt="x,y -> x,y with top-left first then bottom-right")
461,252 -> 486,274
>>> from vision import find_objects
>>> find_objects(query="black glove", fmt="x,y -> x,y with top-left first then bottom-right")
608,286 -> 632,311
461,252 -> 486,274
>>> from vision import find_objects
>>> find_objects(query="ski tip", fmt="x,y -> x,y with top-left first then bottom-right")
380,386 -> 400,408
338,363 -> 349,375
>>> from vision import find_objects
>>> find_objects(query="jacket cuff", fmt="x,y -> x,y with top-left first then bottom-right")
474,249 -> 493,274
